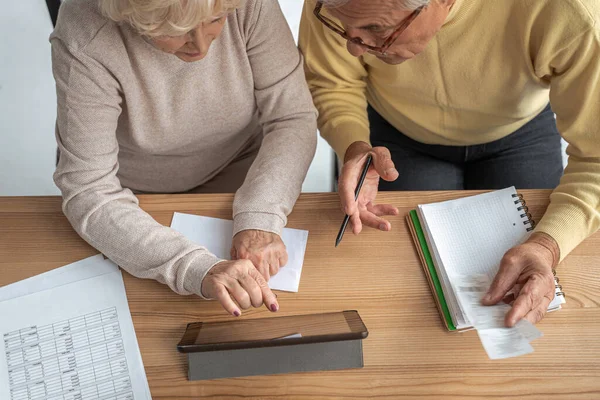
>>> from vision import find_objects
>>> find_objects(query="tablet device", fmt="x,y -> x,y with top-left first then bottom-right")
177,310 -> 368,353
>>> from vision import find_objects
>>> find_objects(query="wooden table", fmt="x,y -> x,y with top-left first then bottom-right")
1,191 -> 599,399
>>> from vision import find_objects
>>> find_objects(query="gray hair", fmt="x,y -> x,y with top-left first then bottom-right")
320,0 -> 431,11
99,0 -> 242,37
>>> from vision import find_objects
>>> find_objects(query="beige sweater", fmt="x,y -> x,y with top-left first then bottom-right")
51,0 -> 318,298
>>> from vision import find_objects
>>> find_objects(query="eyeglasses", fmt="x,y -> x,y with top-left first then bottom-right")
313,2 -> 424,55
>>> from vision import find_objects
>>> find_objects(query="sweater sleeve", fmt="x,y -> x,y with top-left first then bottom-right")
231,0 -> 318,237
51,38 -> 223,298
533,26 -> 600,259
298,0 -> 370,159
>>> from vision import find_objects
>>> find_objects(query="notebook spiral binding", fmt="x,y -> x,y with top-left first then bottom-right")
512,193 -> 535,232
512,193 -> 566,299
553,270 -> 565,297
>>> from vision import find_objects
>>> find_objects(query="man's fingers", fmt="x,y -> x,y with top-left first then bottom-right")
482,252 -> 522,305
504,277 -> 549,327
504,292 -> 533,327
213,285 -> 241,317
248,267 -> 279,312
360,210 -> 391,231
366,202 -> 399,217
338,160 -> 364,216
371,147 -> 398,182
350,212 -> 362,234
230,246 -> 237,260
523,295 -> 553,326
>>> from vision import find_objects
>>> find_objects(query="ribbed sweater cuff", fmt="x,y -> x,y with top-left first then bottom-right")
183,254 -> 225,299
233,212 -> 286,237
534,202 -> 599,261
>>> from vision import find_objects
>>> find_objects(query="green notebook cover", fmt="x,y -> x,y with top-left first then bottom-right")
409,210 -> 456,331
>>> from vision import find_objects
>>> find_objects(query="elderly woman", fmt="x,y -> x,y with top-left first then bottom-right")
51,0 -> 317,316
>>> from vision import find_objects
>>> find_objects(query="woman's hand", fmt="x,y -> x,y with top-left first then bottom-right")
201,259 -> 279,317
231,230 -> 288,281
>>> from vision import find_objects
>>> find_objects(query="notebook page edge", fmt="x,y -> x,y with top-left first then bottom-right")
417,205 -> 468,328
418,187 -> 524,330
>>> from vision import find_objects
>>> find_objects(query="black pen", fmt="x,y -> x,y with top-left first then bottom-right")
335,154 -> 373,247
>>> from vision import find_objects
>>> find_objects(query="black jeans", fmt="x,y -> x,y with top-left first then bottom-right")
369,104 -> 564,190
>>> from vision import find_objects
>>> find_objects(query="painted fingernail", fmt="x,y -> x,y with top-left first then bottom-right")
270,304 -> 279,312
233,310 -> 241,317
379,224 -> 387,231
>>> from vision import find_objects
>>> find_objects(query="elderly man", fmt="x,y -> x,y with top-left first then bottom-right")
299,0 -> 600,326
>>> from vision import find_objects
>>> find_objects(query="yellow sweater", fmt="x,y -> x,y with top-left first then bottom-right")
299,0 -> 600,259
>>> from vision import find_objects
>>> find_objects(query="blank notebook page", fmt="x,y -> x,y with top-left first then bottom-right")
419,187 -> 530,284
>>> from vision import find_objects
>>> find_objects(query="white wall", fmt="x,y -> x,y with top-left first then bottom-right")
0,0 -> 59,195
279,0 -> 337,193
0,0 -> 335,196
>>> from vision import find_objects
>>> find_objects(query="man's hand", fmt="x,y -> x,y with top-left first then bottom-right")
338,141 -> 400,235
231,230 -> 287,281
483,233 -> 560,327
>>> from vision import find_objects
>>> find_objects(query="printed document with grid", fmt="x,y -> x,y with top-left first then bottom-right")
0,256 -> 151,400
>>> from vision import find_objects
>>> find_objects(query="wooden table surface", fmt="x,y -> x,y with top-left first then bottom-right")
1,191 -> 599,399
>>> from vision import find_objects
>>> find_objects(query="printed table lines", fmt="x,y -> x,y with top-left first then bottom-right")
4,308 -> 134,400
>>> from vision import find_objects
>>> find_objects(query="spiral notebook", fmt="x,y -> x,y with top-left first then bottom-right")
407,187 -> 566,331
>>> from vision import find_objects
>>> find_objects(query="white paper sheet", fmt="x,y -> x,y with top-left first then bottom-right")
171,213 -> 309,292
477,328 -> 534,360
454,274 -> 542,360
0,256 -> 151,400
0,255 -> 113,303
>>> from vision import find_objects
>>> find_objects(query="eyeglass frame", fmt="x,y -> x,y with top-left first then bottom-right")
313,1 -> 424,54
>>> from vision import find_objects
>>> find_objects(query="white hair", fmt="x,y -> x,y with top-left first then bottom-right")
99,0 -> 242,37
320,0 -> 431,11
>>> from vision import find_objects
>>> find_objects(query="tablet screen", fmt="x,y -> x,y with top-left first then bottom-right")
178,311 -> 366,351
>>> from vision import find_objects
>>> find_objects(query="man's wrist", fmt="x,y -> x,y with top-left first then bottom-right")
344,141 -> 371,163
528,232 -> 560,268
